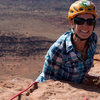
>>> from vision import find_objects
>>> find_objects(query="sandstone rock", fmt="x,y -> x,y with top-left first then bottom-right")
0,54 -> 100,100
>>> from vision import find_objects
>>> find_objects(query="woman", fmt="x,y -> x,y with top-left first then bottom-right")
36,0 -> 98,83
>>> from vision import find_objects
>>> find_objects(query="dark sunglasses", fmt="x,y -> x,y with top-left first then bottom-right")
74,17 -> 96,26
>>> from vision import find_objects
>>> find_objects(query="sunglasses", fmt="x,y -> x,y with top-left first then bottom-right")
74,17 -> 96,26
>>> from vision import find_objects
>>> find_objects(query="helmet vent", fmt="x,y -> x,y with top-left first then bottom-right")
88,8 -> 91,11
79,8 -> 83,11
73,7 -> 78,11
93,7 -> 95,10
70,10 -> 74,13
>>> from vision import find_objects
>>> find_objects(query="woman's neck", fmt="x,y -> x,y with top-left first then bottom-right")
72,34 -> 88,52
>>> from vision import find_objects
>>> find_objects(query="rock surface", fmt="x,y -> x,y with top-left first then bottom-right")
0,54 -> 100,100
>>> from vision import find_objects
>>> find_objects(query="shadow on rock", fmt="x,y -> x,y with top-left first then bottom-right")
61,79 -> 100,94
0,35 -> 54,57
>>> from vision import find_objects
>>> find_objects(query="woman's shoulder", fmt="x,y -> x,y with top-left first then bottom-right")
56,31 -> 72,43
46,31 -> 72,56
89,32 -> 98,43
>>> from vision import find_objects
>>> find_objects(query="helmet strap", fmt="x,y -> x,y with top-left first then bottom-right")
71,28 -> 89,41
75,33 -> 88,41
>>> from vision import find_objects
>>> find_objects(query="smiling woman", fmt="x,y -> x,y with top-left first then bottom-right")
35,0 -> 98,84
72,13 -> 94,40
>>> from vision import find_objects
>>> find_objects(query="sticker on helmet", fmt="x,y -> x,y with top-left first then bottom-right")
79,0 -> 91,7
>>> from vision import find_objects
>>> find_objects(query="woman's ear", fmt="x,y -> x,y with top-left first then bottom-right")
70,20 -> 75,29
70,20 -> 73,26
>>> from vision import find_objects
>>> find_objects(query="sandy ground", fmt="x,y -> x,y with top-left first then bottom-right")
0,54 -> 100,100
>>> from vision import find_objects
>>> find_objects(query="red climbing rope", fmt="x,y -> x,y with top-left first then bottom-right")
9,81 -> 38,100
84,97 -> 88,100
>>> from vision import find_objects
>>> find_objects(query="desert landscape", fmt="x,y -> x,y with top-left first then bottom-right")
0,0 -> 73,81
0,0 -> 100,100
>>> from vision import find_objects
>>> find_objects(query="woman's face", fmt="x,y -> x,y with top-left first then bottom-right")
72,13 -> 94,40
